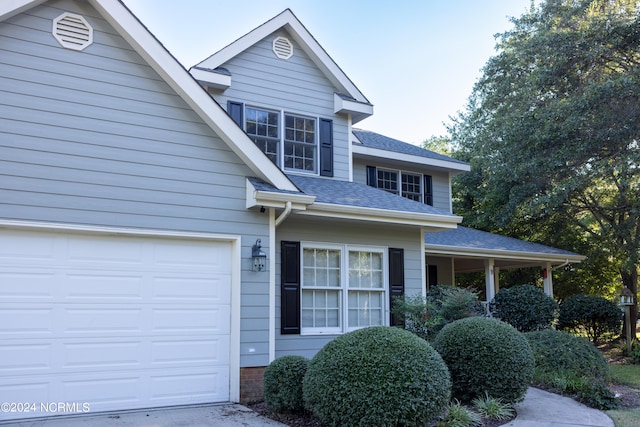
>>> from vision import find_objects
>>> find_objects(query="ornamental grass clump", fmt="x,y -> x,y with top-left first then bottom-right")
263,355 -> 309,413
433,317 -> 534,404
303,326 -> 451,427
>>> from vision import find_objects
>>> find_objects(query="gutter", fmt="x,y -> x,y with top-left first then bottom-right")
275,201 -> 292,227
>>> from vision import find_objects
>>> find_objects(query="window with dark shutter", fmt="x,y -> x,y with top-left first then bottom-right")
388,248 -> 405,327
281,241 -> 301,334
227,101 -> 244,127
319,118 -> 333,177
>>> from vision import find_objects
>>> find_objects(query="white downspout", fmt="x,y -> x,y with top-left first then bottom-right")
275,201 -> 292,227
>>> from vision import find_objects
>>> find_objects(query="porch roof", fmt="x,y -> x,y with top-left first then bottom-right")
424,226 -> 585,272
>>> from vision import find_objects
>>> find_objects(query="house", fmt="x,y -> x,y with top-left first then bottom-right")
0,0 -> 583,422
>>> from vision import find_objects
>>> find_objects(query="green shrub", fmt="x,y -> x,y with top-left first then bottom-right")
392,286 -> 483,341
263,355 -> 309,413
525,329 -> 609,381
433,317 -> 534,404
525,329 -> 617,410
391,294 -> 443,340
558,294 -> 622,343
303,326 -> 451,426
490,284 -> 558,332
629,340 -> 640,363
428,285 -> 485,322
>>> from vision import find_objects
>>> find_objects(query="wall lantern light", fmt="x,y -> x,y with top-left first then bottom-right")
252,239 -> 267,272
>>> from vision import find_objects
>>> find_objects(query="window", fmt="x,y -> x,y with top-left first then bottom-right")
301,244 -> 387,334
245,107 -> 317,173
376,168 -> 432,205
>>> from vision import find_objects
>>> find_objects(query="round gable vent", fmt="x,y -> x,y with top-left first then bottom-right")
53,12 -> 93,51
273,36 -> 293,60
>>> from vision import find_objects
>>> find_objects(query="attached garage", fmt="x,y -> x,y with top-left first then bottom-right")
0,227 -> 238,421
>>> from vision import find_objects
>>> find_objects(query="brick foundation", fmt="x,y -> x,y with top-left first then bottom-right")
240,366 -> 266,403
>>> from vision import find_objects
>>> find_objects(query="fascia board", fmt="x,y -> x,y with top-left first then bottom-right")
334,93 -> 373,123
424,244 -> 586,263
90,0 -> 298,193
195,9 -> 369,105
352,144 -> 471,173
298,203 -> 462,228
0,0 -> 46,21
246,178 -> 315,209
189,68 -> 231,90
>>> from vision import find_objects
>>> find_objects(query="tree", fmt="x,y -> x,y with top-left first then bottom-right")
422,135 -> 452,156
449,0 -> 640,328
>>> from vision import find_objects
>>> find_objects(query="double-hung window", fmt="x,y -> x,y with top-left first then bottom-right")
245,106 -> 317,173
301,243 -> 386,334
372,168 -> 433,206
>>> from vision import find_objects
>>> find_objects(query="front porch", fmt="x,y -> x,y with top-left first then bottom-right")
424,227 -> 585,302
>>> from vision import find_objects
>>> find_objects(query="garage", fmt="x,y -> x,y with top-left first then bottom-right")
0,228 -> 233,421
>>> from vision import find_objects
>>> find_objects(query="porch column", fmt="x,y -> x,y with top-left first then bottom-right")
543,261 -> 553,298
485,259 -> 496,302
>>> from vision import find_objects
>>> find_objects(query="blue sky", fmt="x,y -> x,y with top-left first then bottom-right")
123,0 -> 532,145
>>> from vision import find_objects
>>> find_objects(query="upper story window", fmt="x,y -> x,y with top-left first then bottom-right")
367,166 -> 433,206
227,101 -> 333,177
244,106 -> 317,173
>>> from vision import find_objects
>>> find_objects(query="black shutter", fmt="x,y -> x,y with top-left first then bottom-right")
424,175 -> 433,206
281,241 -> 301,334
319,118 -> 333,177
227,101 -> 244,127
389,248 -> 405,327
366,166 -> 377,187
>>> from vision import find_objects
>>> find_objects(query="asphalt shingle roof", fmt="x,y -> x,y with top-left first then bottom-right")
287,174 -> 457,217
352,129 -> 469,166
425,226 -> 582,257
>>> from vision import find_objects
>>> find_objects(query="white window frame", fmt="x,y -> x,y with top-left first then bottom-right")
300,242 -> 388,335
244,106 -> 318,174
377,168 -> 424,203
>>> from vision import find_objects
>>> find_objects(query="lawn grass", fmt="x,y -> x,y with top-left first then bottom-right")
609,364 -> 640,387
606,407 -> 640,427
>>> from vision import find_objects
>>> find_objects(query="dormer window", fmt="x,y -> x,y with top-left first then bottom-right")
367,166 -> 434,206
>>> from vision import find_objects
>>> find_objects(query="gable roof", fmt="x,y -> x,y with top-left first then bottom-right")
287,174 -> 461,229
425,226 -> 585,266
190,9 -> 373,123
352,129 -> 470,174
0,0 -> 299,193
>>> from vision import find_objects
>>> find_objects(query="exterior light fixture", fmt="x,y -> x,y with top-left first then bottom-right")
620,288 -> 634,306
252,239 -> 267,272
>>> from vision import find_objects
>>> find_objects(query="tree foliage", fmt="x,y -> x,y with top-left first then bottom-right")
449,0 -> 640,323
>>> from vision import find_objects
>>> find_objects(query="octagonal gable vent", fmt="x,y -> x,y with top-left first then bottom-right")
53,12 -> 93,51
273,36 -> 293,60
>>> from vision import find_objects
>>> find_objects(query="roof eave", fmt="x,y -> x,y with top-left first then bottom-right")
352,144 -> 470,174
298,202 -> 462,229
424,243 -> 586,263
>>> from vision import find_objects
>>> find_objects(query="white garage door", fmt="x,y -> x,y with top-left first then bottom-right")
0,229 -> 232,421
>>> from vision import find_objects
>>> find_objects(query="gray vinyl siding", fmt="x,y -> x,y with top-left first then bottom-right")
207,29 -> 350,181
0,0 -> 270,367
353,158 -> 453,213
274,216 -> 424,359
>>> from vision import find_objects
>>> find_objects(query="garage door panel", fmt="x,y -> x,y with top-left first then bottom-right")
0,229 -> 233,421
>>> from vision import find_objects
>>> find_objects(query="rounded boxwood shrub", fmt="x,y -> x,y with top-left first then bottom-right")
558,294 -> 622,344
303,326 -> 451,426
525,329 -> 609,381
490,284 -> 558,332
433,317 -> 534,404
524,329 -> 616,409
263,355 -> 309,413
